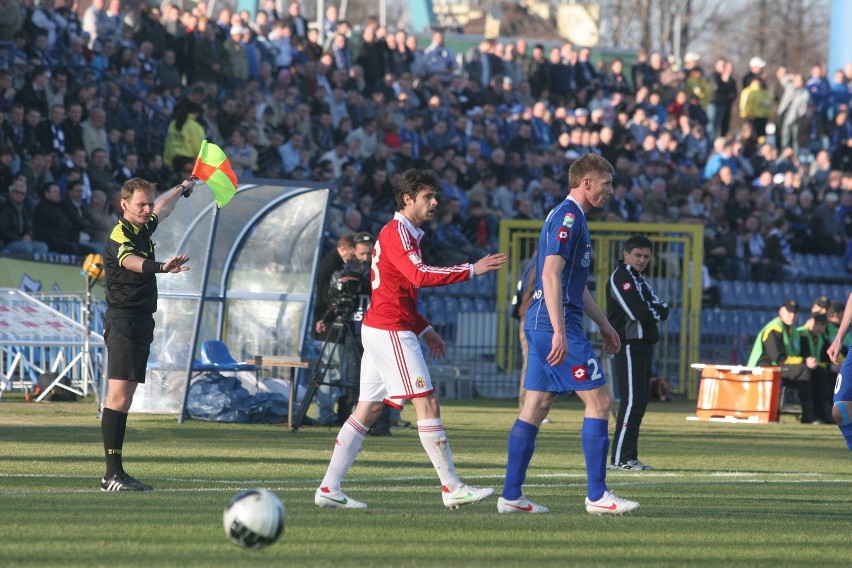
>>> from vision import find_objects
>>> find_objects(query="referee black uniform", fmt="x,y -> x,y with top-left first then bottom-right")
104,215 -> 160,381
99,177 -> 192,492
606,258 -> 668,469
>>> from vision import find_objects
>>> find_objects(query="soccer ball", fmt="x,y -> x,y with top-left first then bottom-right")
223,489 -> 285,549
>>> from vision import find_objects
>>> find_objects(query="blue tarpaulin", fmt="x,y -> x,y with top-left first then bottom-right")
186,373 -> 290,423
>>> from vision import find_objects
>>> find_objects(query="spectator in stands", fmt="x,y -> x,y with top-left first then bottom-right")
19,148 -> 54,203
33,181 -> 95,255
642,177 -> 670,222
0,179 -> 48,256
0,69 -> 15,114
61,102 -> 84,152
15,66 -> 50,117
0,0 -> 24,41
88,148 -> 119,196
3,104 -> 26,156
62,178 -> 100,252
739,75 -> 773,138
163,102 -> 205,171
81,107 -> 108,159
37,103 -> 66,159
86,188 -> 115,250
422,30 -> 455,75
194,19 -> 230,85
748,299 -> 819,423
21,107 -> 42,153
764,216 -> 800,281
777,73 -> 810,155
225,128 -> 257,178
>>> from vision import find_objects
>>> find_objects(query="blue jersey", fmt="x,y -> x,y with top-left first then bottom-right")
525,196 -> 591,333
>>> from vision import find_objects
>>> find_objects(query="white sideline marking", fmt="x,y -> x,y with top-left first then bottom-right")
0,471 -> 849,495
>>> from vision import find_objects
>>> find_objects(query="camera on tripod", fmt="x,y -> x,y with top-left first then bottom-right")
326,264 -> 370,322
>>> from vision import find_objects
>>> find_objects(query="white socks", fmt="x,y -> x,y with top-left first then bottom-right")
418,418 -> 461,491
319,416 -> 367,492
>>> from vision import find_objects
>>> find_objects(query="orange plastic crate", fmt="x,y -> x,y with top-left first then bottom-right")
695,365 -> 781,423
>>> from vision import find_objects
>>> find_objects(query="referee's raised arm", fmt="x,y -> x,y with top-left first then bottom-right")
154,179 -> 195,221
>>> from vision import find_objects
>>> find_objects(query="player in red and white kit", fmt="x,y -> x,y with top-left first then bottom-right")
315,169 -> 507,510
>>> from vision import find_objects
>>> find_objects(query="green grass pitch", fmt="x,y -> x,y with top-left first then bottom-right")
1,396 -> 850,567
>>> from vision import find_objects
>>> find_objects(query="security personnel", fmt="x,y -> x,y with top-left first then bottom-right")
797,313 -> 833,423
748,299 -> 818,423
100,177 -> 195,491
606,235 -> 669,471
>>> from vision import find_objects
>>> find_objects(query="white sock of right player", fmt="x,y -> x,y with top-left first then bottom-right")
319,416 -> 368,492
417,418 -> 461,492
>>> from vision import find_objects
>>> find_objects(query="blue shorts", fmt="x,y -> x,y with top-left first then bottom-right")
524,328 -> 607,394
834,356 -> 852,403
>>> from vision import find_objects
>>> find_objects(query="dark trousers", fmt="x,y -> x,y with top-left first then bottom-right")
611,342 -> 653,465
781,364 -> 816,422
809,366 -> 834,423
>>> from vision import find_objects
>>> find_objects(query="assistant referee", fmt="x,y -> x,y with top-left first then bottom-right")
100,177 -> 194,492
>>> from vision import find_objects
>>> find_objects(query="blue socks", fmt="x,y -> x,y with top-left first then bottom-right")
839,423 -> 852,451
582,417 -> 609,501
502,417 -> 610,502
502,419 -> 539,500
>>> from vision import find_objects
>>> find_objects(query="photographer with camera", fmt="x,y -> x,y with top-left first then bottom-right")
312,232 -> 374,426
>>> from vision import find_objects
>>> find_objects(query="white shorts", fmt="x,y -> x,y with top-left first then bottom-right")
359,324 -> 434,408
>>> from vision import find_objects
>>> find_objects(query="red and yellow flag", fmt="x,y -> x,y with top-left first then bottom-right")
191,140 -> 238,207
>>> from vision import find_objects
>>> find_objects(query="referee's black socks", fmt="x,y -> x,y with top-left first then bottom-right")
101,408 -> 128,477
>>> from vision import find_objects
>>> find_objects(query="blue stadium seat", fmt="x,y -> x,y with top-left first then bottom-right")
815,255 -> 833,280
479,272 -> 497,296
754,281 -> 772,309
458,298 -> 474,313
473,298 -> 492,313
427,299 -> 448,326
719,280 -> 735,308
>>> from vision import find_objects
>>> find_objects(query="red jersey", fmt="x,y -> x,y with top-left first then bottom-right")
363,212 -> 474,335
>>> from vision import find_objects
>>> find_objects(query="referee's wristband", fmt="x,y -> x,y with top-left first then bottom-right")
142,259 -> 165,274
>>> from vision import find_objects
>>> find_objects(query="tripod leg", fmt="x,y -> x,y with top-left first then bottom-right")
292,334 -> 340,431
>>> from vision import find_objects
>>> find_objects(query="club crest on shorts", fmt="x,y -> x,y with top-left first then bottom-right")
557,228 -> 570,242
415,377 -> 426,389
572,365 -> 588,381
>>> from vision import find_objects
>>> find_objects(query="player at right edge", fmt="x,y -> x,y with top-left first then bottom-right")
826,290 -> 852,452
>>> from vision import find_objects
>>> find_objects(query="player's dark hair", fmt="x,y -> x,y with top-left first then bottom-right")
395,169 -> 440,210
624,235 -> 653,253
567,153 -> 614,190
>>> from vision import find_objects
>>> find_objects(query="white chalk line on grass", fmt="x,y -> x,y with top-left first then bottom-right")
0,471 -> 850,495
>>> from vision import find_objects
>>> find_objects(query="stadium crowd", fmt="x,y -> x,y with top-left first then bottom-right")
0,0 -> 851,285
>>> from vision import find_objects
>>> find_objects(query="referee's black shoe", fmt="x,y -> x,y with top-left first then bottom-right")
101,472 -> 154,491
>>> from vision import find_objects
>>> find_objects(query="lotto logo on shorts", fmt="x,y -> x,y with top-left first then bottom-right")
572,366 -> 588,381
415,377 -> 426,389
557,228 -> 570,242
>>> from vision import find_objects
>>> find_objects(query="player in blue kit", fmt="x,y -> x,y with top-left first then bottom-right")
498,153 -> 640,515
826,290 -> 852,452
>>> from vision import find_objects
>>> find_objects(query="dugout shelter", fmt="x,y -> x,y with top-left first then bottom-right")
122,180 -> 329,420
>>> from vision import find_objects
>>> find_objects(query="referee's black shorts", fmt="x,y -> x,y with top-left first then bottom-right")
103,310 -> 155,382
